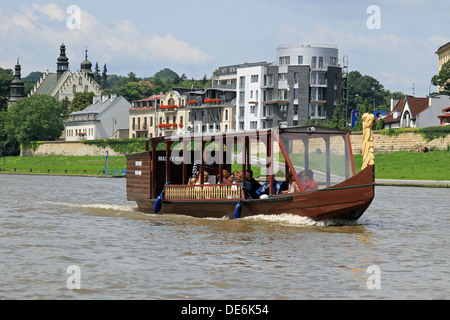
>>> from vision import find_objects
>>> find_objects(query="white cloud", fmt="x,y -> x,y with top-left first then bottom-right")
31,3 -> 65,21
1,3 -> 214,76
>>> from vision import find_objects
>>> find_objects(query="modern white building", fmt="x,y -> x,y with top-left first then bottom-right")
217,44 -> 343,131
236,64 -> 267,130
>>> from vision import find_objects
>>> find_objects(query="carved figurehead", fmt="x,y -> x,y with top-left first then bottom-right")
361,113 -> 375,170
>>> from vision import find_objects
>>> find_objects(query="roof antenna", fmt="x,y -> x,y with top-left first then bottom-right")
412,83 -> 415,97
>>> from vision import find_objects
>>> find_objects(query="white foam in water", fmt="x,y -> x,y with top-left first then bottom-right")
244,213 -> 361,227
40,201 -> 136,213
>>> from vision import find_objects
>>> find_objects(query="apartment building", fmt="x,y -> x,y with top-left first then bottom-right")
266,44 -> 342,127
221,44 -> 343,130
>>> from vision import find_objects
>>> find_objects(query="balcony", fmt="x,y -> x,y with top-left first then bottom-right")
158,105 -> 179,112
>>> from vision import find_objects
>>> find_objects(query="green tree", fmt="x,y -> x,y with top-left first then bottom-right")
0,67 -> 14,111
0,110 -> 20,156
4,95 -> 64,148
328,102 -> 346,129
68,91 -> 95,114
101,64 -> 108,89
60,96 -> 71,119
431,60 -> 450,95
94,62 -> 101,84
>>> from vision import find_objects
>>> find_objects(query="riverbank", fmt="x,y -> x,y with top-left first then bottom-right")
0,156 -> 126,176
2,153 -> 450,187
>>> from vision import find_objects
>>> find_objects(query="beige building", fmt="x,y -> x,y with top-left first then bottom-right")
436,41 -> 450,92
129,91 -> 189,138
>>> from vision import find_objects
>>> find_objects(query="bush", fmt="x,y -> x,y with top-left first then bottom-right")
81,138 -> 147,154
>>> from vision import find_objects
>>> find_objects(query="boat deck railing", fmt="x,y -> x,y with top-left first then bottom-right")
165,183 -> 242,200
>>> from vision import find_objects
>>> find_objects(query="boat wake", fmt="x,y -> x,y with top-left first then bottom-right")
39,201 -> 138,214
244,213 -> 362,227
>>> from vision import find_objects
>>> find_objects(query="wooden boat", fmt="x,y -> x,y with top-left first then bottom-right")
126,113 -> 376,221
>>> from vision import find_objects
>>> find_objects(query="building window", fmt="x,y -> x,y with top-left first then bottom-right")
278,89 -> 288,100
73,85 -> 76,93
250,121 -> 257,129
279,56 -> 290,65
264,74 -> 273,86
250,105 -> 256,114
84,85 -> 88,92
79,77 -> 83,85
251,75 -> 259,82
318,56 -> 324,69
239,91 -> 245,103
298,56 -> 303,64
239,76 -> 245,88
225,109 -> 228,121
330,57 -> 337,65
311,56 -> 317,68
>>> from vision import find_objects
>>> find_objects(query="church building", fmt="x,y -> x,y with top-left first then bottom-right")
28,43 -> 102,101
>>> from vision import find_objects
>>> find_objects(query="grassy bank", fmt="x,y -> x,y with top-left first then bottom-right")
0,156 -> 126,176
353,149 -> 450,180
1,149 -> 449,180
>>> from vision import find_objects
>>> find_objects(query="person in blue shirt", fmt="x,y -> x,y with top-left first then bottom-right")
256,175 -> 282,198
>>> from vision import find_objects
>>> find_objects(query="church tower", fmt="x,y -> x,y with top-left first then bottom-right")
8,58 -> 25,106
56,43 -> 69,80
80,48 -> 94,79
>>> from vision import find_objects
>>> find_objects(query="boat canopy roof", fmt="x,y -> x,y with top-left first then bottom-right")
146,125 -> 351,145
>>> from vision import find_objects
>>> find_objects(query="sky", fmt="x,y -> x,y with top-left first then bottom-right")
0,0 -> 449,98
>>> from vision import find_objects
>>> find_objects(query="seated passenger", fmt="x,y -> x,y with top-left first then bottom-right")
220,169 -> 232,183
232,171 -> 243,183
256,175 -> 282,198
301,169 -> 318,192
195,172 -> 211,199
280,171 -> 293,193
188,177 -> 198,185
195,171 -> 210,185
191,151 -> 217,179
243,170 -> 261,199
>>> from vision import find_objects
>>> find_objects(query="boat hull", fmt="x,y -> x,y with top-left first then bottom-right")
132,165 -> 375,222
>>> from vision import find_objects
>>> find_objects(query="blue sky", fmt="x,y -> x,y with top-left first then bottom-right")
0,0 -> 449,98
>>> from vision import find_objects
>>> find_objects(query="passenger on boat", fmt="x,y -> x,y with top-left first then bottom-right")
288,174 -> 302,193
243,170 -> 261,199
280,171 -> 293,194
256,175 -> 282,199
219,169 -> 232,183
231,171 -> 243,183
301,169 -> 318,191
191,152 -> 217,179
188,177 -> 198,185
194,171 -> 211,199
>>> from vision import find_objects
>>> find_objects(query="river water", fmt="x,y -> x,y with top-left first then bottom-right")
0,174 -> 448,300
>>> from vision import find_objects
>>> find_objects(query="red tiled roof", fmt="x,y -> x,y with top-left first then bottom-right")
133,94 -> 166,103
442,106 -> 450,113
407,97 -> 429,119
384,97 -> 429,123
384,99 -> 404,123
